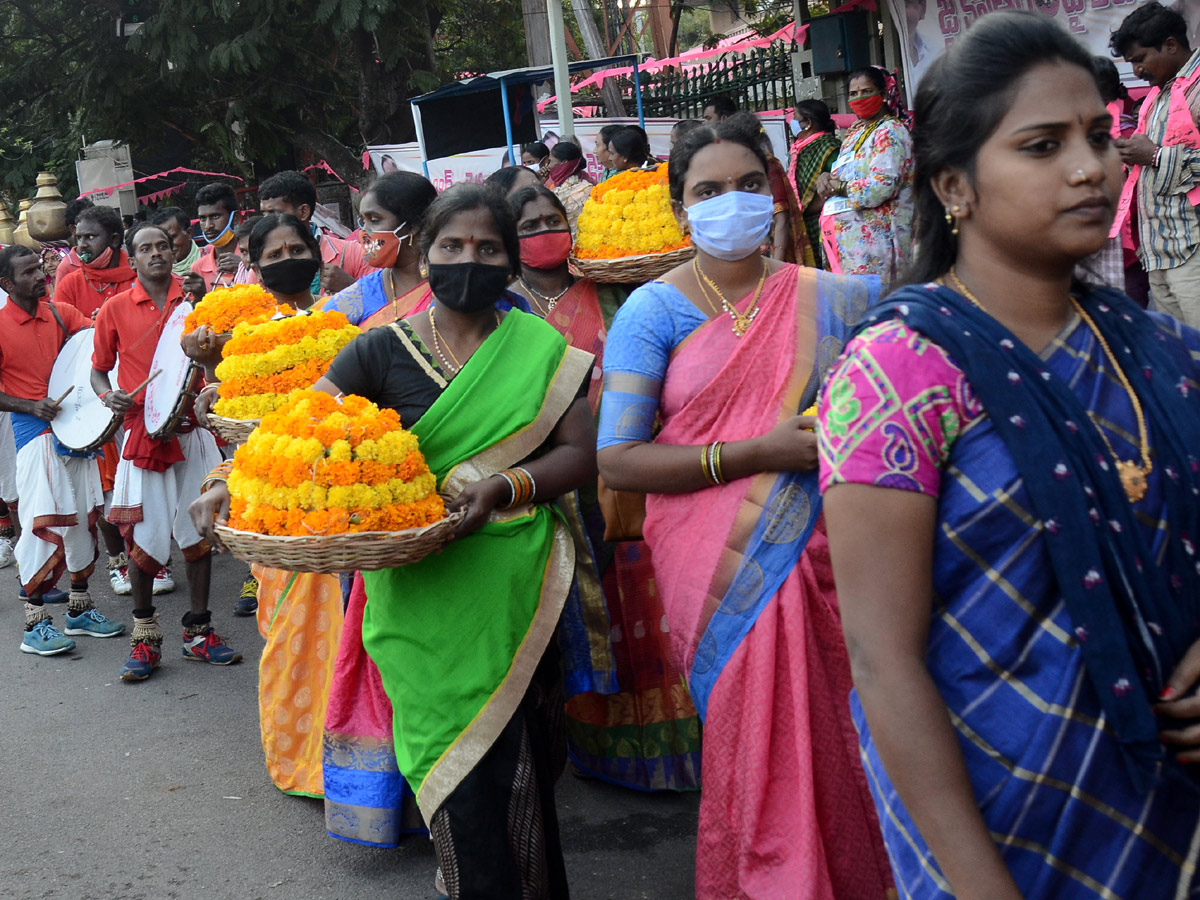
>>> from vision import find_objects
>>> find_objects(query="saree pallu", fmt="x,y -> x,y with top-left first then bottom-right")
548,278 -> 703,792
324,269 -> 431,328
254,567 -> 343,797
323,573 -> 425,846
361,312 -> 593,821
644,266 -> 892,899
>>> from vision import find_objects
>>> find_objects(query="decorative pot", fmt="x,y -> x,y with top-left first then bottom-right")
13,199 -> 39,250
27,171 -> 68,242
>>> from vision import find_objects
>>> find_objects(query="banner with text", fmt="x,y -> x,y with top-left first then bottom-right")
887,0 -> 1147,100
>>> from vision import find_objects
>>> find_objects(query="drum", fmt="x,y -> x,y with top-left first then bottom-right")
145,301 -> 202,440
49,329 -> 121,453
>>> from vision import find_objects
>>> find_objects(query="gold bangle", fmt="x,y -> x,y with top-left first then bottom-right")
701,443 -> 714,485
713,441 -> 726,485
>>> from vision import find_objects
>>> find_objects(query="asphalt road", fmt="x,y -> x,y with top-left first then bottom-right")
0,550 -> 699,900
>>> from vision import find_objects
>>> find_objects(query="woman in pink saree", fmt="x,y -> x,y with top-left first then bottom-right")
597,118 -> 894,898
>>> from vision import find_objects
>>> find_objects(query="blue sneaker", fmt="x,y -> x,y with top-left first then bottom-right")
120,639 -> 161,682
64,608 -> 126,638
19,587 -> 67,604
182,626 -> 241,665
20,619 -> 76,656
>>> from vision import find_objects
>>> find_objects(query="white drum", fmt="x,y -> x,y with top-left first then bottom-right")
144,301 -> 201,439
50,329 -> 121,453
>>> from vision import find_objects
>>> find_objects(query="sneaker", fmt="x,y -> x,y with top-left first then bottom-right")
64,608 -> 126,638
152,567 -> 175,595
109,565 -> 132,596
19,587 -> 67,604
120,640 -> 162,681
182,626 -> 242,665
20,619 -> 76,656
0,537 -> 13,569
234,576 -> 258,617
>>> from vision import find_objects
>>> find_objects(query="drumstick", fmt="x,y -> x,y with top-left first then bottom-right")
52,387 -> 73,406
128,369 -> 162,399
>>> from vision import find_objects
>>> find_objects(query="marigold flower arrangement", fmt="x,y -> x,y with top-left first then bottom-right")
184,283 -> 278,334
227,390 -> 446,536
574,164 -> 691,259
213,308 -> 359,420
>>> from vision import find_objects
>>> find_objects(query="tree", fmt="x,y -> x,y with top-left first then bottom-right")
0,0 -> 527,202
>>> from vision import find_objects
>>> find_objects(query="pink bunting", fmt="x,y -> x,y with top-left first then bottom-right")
300,161 -> 360,193
78,166 -> 244,200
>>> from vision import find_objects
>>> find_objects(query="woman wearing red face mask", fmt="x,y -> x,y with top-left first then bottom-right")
815,66 -> 915,290
323,172 -> 439,329
507,186 -> 703,794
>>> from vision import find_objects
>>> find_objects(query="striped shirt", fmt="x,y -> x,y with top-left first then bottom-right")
1137,49 -> 1200,271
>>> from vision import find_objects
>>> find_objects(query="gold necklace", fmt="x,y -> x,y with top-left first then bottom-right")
1070,300 -> 1152,503
518,277 -> 571,313
427,307 -> 502,377
428,306 -> 462,374
692,258 -> 767,337
945,268 -> 1152,503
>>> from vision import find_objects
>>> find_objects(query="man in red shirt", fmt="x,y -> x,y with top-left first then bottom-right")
0,246 -> 125,655
181,183 -> 242,298
52,204 -> 141,595
91,224 -> 241,682
51,198 -> 98,293
257,170 -> 376,294
55,205 -> 137,319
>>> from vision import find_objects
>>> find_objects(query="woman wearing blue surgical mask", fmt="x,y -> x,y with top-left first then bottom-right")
595,118 -> 893,899
323,171 -> 439,328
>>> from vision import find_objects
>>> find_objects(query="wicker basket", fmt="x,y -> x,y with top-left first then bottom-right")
214,509 -> 464,573
570,245 -> 695,283
207,414 -> 259,446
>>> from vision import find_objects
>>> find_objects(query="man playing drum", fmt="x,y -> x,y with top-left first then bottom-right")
90,224 -> 241,681
0,246 -> 125,656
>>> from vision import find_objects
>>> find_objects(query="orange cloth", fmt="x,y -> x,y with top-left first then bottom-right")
254,566 -> 344,796
335,234 -> 378,280
0,300 -> 90,402
55,251 -> 137,320
97,439 -> 119,492
53,250 -> 81,291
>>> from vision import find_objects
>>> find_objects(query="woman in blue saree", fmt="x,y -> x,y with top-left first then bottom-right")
819,14 -> 1200,900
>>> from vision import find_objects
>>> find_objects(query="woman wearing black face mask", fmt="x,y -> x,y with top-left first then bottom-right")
249,213 -> 323,308
193,184 -> 595,899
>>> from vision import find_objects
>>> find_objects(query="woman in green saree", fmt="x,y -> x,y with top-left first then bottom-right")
196,184 -> 596,899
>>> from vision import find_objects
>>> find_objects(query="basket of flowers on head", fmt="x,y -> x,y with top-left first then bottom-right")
570,163 -> 695,283
213,390 -> 461,573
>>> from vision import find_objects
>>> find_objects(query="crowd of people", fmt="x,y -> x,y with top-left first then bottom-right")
3,5 -> 1200,898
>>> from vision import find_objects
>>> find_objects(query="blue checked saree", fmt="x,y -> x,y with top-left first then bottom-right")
820,283 -> 1200,899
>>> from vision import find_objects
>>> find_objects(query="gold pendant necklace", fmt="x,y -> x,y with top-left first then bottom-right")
693,258 -> 767,337
944,268 -> 1152,504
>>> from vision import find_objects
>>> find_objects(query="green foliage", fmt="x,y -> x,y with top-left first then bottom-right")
0,0 -> 527,202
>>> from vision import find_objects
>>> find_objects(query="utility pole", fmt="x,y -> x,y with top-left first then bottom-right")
547,0 -> 576,137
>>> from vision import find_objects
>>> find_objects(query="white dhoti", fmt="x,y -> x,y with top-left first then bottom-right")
109,428 -> 221,573
13,433 -> 102,594
0,411 -> 18,505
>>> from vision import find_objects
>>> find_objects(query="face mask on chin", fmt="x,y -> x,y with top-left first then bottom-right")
684,191 -> 774,261
79,245 -> 115,268
427,262 -> 512,313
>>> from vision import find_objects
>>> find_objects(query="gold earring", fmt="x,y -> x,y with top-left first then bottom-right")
945,206 -> 960,237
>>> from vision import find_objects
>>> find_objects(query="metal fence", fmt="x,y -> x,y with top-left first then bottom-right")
637,43 -> 796,118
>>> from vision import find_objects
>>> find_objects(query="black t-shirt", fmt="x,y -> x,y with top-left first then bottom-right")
325,318 -> 588,429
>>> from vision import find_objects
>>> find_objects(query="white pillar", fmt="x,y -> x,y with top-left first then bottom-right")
547,0 -> 576,138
